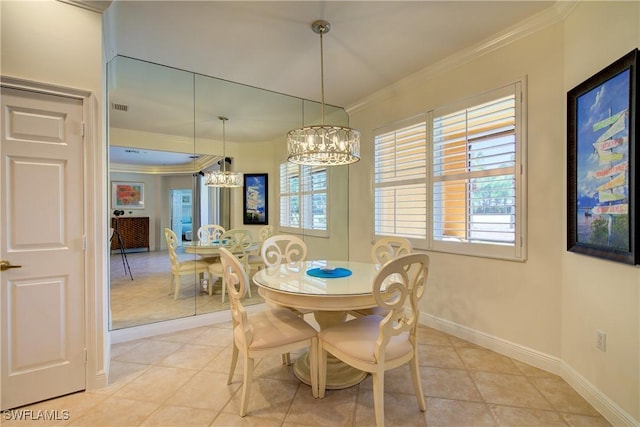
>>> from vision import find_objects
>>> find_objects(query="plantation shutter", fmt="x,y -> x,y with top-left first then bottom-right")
374,119 -> 428,240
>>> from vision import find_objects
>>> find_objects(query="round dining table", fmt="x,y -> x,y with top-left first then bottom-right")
252,259 -> 382,389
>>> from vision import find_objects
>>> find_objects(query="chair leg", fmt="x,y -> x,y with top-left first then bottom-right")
208,272 -> 214,296
168,274 -> 175,296
410,354 -> 426,411
221,277 -> 226,303
173,275 -> 181,300
309,337 -> 319,398
239,355 -> 254,417
372,371 -> 385,427
227,342 -> 239,385
317,341 -> 327,398
281,353 -> 291,365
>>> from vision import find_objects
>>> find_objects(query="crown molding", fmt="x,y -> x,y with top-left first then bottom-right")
109,154 -> 220,175
347,1 -> 578,115
57,0 -> 112,14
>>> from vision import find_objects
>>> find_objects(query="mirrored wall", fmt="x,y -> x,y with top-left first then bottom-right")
108,56 -> 350,330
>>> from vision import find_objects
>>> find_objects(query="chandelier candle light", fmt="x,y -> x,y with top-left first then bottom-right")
287,20 -> 360,166
205,116 -> 243,187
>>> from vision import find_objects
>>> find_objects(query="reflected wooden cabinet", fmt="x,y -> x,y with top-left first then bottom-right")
111,216 -> 149,251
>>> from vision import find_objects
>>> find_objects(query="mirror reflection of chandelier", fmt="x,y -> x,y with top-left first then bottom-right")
287,20 -> 361,166
205,116 -> 243,187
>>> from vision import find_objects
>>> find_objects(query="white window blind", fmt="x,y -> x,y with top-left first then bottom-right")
280,162 -> 328,236
373,81 -> 526,261
374,121 -> 428,240
432,94 -> 517,246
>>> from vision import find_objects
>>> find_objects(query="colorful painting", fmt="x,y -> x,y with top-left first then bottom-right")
112,181 -> 145,209
567,49 -> 638,264
243,174 -> 268,225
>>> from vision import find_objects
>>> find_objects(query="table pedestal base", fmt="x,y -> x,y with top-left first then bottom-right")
291,310 -> 367,389
293,351 -> 367,389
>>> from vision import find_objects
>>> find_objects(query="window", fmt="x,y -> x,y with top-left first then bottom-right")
280,162 -> 329,237
374,82 -> 526,261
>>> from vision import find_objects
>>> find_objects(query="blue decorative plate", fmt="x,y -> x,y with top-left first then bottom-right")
306,267 -> 352,278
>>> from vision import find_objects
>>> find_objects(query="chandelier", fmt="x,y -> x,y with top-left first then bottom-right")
205,116 -> 243,187
287,20 -> 360,166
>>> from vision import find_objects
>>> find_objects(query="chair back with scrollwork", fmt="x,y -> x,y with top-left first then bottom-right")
260,234 -> 307,268
371,236 -> 412,265
374,253 -> 429,353
197,224 -> 225,244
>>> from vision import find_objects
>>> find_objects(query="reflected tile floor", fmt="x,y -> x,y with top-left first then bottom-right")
5,323 -> 611,427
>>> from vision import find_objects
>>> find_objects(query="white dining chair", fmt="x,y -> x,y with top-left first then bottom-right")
247,224 -> 274,272
260,234 -> 307,268
218,247 -> 319,416
351,236 -> 413,317
164,228 -> 211,300
371,236 -> 412,265
208,228 -> 253,302
197,224 -> 226,244
318,253 -> 429,427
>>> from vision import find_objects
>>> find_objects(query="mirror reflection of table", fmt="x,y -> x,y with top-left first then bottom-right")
182,241 -> 258,257
252,259 -> 381,389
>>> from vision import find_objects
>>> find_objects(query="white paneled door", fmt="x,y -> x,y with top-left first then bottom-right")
1,87 -> 86,409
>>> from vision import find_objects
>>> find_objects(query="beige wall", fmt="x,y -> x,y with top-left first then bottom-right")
349,2 -> 639,423
562,1 -> 639,421
1,0 -> 106,389
349,22 -> 565,355
1,0 -> 102,92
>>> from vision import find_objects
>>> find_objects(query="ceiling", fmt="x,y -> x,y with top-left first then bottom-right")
104,1 -> 559,110
103,1 -> 563,167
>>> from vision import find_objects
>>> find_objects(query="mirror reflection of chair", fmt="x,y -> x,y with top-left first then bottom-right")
208,228 -> 253,302
196,224 -> 226,263
318,253 -> 430,427
218,247 -> 319,417
164,228 -> 211,300
197,224 -> 226,244
247,224 -> 274,272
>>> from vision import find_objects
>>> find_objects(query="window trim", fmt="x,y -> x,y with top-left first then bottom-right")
373,80 -> 528,262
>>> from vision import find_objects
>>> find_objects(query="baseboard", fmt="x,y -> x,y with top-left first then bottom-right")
561,361 -> 638,427
109,303 -> 267,344
420,313 -> 563,375
420,313 -> 638,427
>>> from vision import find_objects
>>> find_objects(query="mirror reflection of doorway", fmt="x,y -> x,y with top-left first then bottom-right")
170,189 -> 192,244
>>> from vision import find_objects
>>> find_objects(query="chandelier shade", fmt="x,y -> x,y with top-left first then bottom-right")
287,124 -> 360,166
205,116 -> 243,188
204,168 -> 243,187
286,20 -> 360,166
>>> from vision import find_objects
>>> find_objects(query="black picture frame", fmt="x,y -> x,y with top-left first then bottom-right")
567,49 -> 639,264
243,173 -> 268,225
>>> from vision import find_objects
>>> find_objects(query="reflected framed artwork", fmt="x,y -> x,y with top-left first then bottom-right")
243,173 -> 268,225
112,181 -> 145,209
567,49 -> 638,264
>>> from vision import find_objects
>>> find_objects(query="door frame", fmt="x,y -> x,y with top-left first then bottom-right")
0,76 -> 108,392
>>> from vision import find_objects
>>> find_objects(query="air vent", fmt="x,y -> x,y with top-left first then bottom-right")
112,103 -> 128,112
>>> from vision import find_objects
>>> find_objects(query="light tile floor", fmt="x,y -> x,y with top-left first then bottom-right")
4,323 -> 611,427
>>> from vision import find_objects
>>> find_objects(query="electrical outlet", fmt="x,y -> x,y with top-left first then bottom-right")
596,330 -> 607,351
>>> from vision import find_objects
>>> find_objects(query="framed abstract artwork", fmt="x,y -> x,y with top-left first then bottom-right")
112,181 -> 145,209
243,173 -> 268,225
567,49 -> 639,264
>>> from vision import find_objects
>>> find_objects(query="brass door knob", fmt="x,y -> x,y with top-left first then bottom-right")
0,260 -> 22,271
